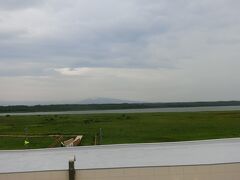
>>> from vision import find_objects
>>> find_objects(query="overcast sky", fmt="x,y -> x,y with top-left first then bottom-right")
0,0 -> 240,105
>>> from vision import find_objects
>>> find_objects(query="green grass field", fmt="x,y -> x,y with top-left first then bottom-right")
1,111 -> 240,150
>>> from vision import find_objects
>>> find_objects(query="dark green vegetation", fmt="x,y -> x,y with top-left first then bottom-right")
1,101 -> 240,113
1,111 -> 240,150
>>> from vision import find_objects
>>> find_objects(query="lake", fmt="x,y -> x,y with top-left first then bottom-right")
1,105 -> 240,116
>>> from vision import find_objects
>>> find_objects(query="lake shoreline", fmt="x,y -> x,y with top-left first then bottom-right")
1,105 -> 240,116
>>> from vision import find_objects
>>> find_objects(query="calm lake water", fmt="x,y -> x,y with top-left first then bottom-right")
1,106 -> 240,116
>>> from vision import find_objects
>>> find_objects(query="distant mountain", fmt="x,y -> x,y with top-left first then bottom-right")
78,97 -> 142,104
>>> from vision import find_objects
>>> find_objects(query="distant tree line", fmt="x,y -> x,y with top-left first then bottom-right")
0,101 -> 240,113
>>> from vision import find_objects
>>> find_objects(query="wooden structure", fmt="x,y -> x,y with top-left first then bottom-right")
63,136 -> 83,147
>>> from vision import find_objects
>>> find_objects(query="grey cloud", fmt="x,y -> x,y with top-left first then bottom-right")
0,0 -> 45,10
0,0 -> 240,103
0,30 -> 27,41
0,0 -> 172,70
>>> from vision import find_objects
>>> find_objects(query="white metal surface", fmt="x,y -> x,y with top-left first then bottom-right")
1,138 -> 240,173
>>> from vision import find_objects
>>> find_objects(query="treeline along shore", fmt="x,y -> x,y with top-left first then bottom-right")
1,101 -> 240,113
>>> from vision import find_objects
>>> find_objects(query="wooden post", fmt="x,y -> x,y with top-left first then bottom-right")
69,156 -> 76,180
99,128 -> 102,145
95,134 -> 97,145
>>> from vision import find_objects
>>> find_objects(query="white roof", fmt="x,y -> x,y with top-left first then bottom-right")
1,138 -> 240,173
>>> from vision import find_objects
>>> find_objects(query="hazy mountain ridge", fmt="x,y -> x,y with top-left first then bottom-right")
78,97 -> 143,104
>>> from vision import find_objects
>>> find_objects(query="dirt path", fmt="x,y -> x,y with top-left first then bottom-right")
0,134 -> 80,138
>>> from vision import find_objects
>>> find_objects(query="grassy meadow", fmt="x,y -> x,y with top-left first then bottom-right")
0,111 -> 240,149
